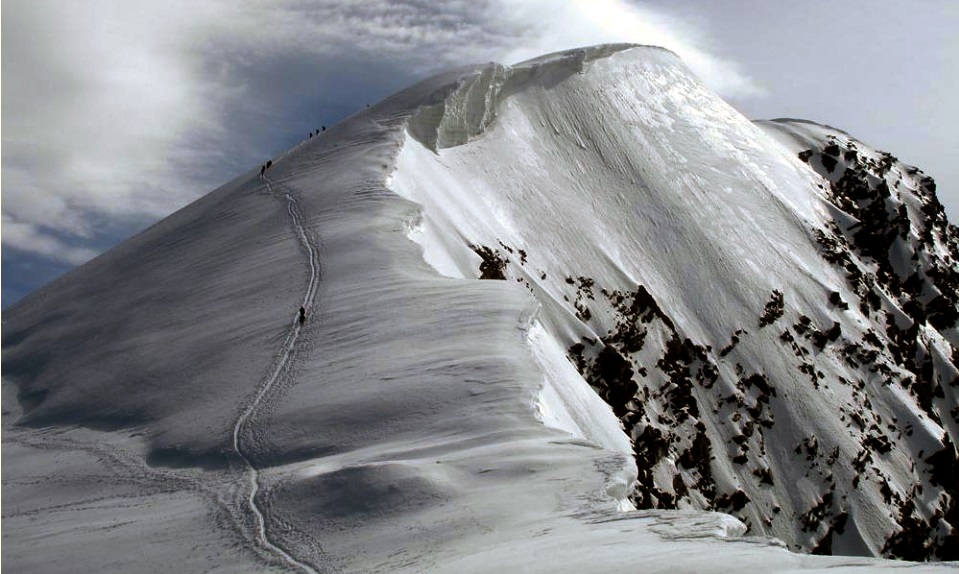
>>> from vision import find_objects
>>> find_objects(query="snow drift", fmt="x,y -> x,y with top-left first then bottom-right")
3,44 -> 957,572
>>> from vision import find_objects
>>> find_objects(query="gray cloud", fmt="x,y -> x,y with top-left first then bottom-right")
2,214 -> 100,266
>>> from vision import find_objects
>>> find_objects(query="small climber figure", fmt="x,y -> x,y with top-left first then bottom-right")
266,159 -> 273,169
321,126 -> 326,132
260,165 -> 266,177
298,306 -> 306,325
309,132 -> 313,138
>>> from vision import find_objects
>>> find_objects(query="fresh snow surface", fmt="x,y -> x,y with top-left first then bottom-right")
3,44 -> 957,572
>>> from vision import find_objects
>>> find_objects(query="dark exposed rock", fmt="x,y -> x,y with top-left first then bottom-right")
715,489 -> 749,512
821,154 -> 838,173
741,373 -> 776,399
925,294 -> 958,330
828,291 -> 849,310
809,322 -> 841,351
672,473 -> 689,499
680,423 -> 716,502
632,425 -> 674,509
812,530 -> 833,555
925,438 -> 958,490
567,342 -> 587,373
470,244 -> 508,280
759,290 -> 785,328
864,432 -> 892,455
753,466 -> 774,485
800,492 -> 834,532
833,512 -> 849,534
590,346 -> 636,418
719,329 -> 745,357
882,499 -> 934,561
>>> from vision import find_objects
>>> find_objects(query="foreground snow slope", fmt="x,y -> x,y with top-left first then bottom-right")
3,44 -> 956,572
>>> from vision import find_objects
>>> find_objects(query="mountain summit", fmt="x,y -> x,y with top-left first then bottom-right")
4,44 -> 957,572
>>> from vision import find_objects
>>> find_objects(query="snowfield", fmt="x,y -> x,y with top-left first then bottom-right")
3,44 -> 957,572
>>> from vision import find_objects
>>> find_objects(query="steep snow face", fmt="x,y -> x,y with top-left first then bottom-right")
391,48 -> 959,560
2,44 -> 956,573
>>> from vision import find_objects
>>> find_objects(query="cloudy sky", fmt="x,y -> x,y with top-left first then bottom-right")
3,0 -> 957,305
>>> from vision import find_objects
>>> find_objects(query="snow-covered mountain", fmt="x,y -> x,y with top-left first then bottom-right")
3,44 -> 957,572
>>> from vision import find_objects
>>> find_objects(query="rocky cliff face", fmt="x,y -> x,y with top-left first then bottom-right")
761,119 -> 959,558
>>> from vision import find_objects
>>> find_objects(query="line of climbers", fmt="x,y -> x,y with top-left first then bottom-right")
257,159 -> 301,325
260,125 -> 330,175
259,128 -> 326,326
259,159 -> 273,177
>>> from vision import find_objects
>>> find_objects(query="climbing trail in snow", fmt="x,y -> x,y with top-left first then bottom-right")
230,172 -> 322,574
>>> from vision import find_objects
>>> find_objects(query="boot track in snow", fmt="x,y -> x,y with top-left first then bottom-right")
230,173 -> 322,573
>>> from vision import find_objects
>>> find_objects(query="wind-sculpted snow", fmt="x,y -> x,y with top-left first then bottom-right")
391,47 -> 959,561
407,44 -> 641,150
3,44 -> 956,572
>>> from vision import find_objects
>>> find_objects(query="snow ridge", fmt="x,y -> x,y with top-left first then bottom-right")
229,173 -> 323,574
4,44 -> 956,572
390,46 -> 959,560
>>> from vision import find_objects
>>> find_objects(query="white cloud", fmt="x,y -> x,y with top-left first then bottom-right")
1,214 -> 100,266
2,0 -> 760,269
491,0 -> 764,98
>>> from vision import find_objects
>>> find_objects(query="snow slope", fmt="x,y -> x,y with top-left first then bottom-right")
391,46 -> 959,559
3,44 -> 957,572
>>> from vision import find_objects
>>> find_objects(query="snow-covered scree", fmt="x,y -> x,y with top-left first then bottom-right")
3,44 -> 957,572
